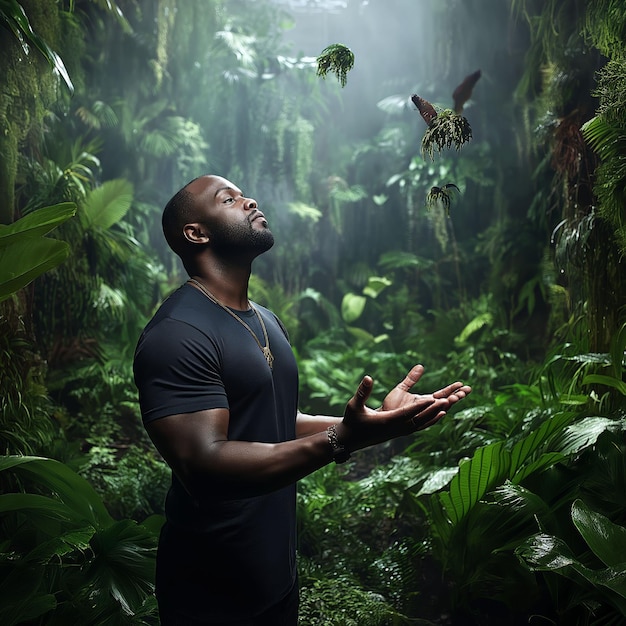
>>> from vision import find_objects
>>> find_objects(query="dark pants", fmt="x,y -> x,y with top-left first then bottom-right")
158,580 -> 299,626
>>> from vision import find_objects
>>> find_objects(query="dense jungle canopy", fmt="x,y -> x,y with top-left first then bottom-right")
1,0 -> 626,624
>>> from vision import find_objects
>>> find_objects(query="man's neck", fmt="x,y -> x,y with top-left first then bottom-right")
189,266 -> 251,310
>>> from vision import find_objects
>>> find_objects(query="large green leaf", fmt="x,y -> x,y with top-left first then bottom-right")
0,492 -> 76,521
583,374 -> 626,396
362,276 -> 391,299
572,500 -> 626,568
25,526 -> 96,563
512,452 -> 565,485
436,412 -> 576,525
0,237 -> 71,302
0,0 -> 73,93
80,178 -> 134,231
86,519 -> 157,616
509,411 -> 574,481
0,202 -> 76,301
0,202 -> 76,238
0,456 -> 113,527
438,441 -> 510,524
341,292 -> 366,323
556,416 -> 617,456
517,532 -> 626,602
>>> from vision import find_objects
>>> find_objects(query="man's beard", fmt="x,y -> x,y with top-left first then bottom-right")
209,220 -> 275,257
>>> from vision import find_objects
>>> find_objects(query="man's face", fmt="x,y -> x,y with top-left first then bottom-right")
188,175 -> 274,256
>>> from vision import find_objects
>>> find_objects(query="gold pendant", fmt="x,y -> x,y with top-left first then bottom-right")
262,346 -> 274,369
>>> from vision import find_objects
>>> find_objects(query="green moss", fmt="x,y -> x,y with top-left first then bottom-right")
0,0 -> 66,223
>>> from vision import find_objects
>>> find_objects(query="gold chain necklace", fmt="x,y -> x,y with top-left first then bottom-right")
188,278 -> 274,369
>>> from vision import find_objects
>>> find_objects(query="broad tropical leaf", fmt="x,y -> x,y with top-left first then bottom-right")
556,416 -> 619,456
438,441 -> 510,524
572,500 -> 626,568
80,178 -> 134,231
341,292 -> 366,323
85,519 -> 157,616
362,276 -> 392,299
0,203 -> 76,301
0,238 -> 71,302
583,374 -> 626,396
509,411 -> 574,480
0,202 -> 75,238
517,533 -> 626,602
0,456 -> 113,526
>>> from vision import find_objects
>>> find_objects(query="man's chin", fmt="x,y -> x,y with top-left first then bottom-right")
255,229 -> 275,252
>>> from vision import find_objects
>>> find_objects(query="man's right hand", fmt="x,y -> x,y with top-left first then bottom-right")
336,366 -> 471,452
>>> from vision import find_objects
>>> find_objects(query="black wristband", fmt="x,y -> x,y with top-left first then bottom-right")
327,425 -> 351,464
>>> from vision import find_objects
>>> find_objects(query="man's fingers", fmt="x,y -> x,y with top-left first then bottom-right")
396,364 -> 425,392
433,381 -> 470,399
411,409 -> 447,431
353,375 -> 373,407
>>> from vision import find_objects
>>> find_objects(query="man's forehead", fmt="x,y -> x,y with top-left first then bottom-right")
186,175 -> 241,197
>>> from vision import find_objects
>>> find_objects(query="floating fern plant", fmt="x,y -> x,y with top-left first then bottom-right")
316,44 -> 354,87
411,94 -> 473,159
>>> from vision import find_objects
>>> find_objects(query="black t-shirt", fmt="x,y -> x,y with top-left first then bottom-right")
133,283 -> 299,621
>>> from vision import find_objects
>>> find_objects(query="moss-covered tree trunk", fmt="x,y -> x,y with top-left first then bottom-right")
0,0 -> 64,224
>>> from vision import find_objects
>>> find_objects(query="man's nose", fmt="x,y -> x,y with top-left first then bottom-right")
245,197 -> 257,210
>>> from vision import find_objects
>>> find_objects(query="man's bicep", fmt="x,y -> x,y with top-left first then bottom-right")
145,408 -> 230,478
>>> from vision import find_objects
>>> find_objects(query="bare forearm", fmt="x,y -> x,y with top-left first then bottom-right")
179,430 -> 337,499
296,411 -> 341,438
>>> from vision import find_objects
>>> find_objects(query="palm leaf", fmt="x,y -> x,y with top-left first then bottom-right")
583,373 -> 626,396
437,441 -> 510,524
25,526 -> 96,563
436,411 -> 577,525
581,115 -> 625,160
80,178 -> 134,231
509,411 -> 574,476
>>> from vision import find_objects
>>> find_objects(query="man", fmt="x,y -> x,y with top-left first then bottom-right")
133,174 -> 471,625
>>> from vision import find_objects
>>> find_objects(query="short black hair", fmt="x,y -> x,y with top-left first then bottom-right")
161,177 -> 201,255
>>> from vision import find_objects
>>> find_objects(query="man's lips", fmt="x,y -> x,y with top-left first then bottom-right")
250,211 -> 267,224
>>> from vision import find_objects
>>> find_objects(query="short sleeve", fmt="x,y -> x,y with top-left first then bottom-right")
133,317 -> 228,423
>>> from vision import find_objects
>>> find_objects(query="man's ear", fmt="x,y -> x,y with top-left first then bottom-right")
183,223 -> 210,244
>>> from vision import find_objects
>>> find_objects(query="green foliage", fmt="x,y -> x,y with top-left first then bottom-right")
581,60 -> 626,255
0,455 -> 160,624
297,460 -> 432,624
316,43 -> 355,88
2,1 -> 626,624
298,574 -> 407,626
80,178 -> 133,231
79,444 -> 169,521
0,305 -> 58,456
419,401 -> 626,617
0,0 -> 73,92
516,499 -> 626,622
0,202 -> 76,302
584,0 -> 626,58
421,110 -> 473,160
